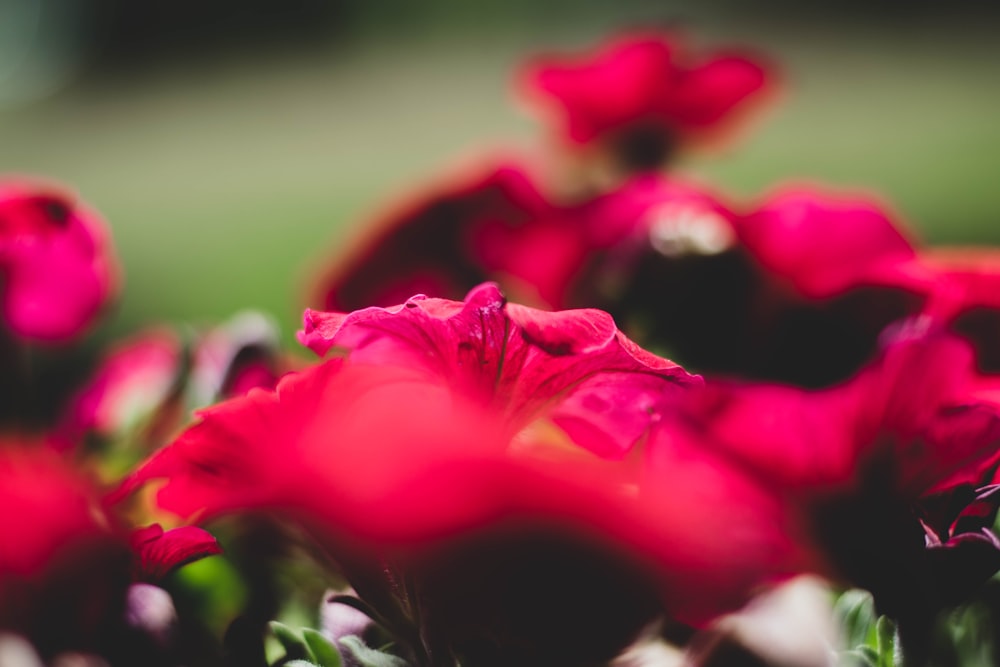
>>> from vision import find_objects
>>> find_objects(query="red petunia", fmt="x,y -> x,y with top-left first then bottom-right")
585,183 -> 937,386
735,186 -> 931,300
315,157 -> 552,313
0,179 -> 118,342
123,291 -> 805,663
300,282 -> 700,458
129,523 -> 223,583
0,445 -> 130,652
664,325 -> 1000,621
517,32 -> 773,168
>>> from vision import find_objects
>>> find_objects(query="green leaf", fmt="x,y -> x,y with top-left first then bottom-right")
875,616 -> 898,667
840,647 -> 878,667
303,629 -> 343,667
834,589 -> 877,649
339,635 -> 409,667
270,621 -> 313,663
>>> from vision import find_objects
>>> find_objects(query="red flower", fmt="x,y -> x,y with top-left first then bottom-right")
665,326 -> 1000,621
124,360 -> 802,661
315,157 -> 551,313
130,523 -> 223,583
123,291 -> 804,663
54,314 -> 286,454
586,183 -> 935,386
0,445 -> 130,653
0,179 -> 118,342
517,32 -> 773,168
53,328 -> 182,450
735,186 -> 930,300
300,282 -> 700,458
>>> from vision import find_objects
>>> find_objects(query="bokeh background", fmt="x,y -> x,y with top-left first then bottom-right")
2,0 -> 999,343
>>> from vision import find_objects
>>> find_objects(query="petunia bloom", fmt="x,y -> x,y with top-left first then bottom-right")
315,158 -> 549,313
585,184 -> 935,386
0,179 -> 118,343
517,32 -> 773,170
129,523 -> 223,583
0,443 -> 222,659
300,282 -> 700,458
662,325 -> 1000,633
124,289 -> 806,665
0,445 -> 130,655
54,313 -> 285,456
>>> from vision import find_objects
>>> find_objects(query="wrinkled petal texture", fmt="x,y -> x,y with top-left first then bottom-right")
737,187 -> 928,300
0,180 -> 118,342
519,33 -> 770,144
299,282 -> 700,457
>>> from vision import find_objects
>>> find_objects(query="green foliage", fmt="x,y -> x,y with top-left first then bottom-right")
834,590 -> 898,667
339,636 -> 410,667
303,629 -> 344,667
269,621 -> 344,666
266,621 -> 409,667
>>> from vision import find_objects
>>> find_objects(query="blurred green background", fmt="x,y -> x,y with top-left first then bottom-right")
2,0 -> 999,343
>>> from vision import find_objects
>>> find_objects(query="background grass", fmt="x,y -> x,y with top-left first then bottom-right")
2,18 -> 999,344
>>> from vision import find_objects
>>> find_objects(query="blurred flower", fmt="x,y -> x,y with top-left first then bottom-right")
517,32 -> 773,171
315,157 -> 552,312
736,187 -> 927,301
0,445 -> 130,655
129,524 -> 222,583
0,443 -> 221,659
124,288 -> 804,665
665,326 -> 1000,630
54,312 -> 285,457
52,328 -> 182,452
0,179 -> 118,343
315,155 -> 725,314
588,184 -> 933,386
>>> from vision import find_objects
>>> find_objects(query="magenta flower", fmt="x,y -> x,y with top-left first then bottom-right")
0,179 -> 118,343
53,329 -> 182,451
300,282 -> 700,458
129,523 -> 222,583
122,289 -> 805,664
316,158 -> 550,313
517,32 -> 773,169
0,444 -> 219,656
664,325 -> 1000,631
736,186 -> 930,300
54,314 -> 285,454
585,183 -> 938,386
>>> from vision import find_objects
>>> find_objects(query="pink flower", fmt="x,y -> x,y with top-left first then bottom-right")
735,186 -> 930,300
300,282 -> 700,458
0,445 -> 130,653
124,359 -> 802,662
54,314 -> 286,454
664,326 -> 1000,621
0,179 -> 118,342
316,158 -> 550,313
129,524 -> 222,583
517,32 -> 773,168
586,183 -> 936,386
123,290 -> 805,663
54,329 -> 182,450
